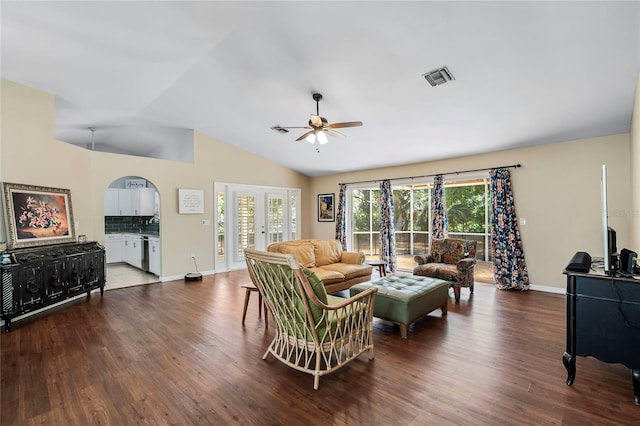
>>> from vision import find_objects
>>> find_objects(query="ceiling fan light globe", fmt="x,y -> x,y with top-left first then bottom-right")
318,131 -> 328,144
305,133 -> 316,144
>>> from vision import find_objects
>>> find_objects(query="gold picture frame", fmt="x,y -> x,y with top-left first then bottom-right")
2,182 -> 76,249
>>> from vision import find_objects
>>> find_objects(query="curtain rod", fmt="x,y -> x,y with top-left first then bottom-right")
338,163 -> 521,186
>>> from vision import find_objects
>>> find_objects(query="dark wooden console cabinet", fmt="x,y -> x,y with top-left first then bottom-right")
1,242 -> 105,332
563,270 -> 640,404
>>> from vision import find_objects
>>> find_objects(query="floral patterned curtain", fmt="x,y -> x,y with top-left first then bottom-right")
335,184 -> 347,250
379,180 -> 397,272
490,168 -> 530,290
431,174 -> 448,240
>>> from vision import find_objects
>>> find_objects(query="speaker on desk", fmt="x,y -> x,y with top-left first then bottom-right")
619,248 -> 637,277
566,251 -> 592,273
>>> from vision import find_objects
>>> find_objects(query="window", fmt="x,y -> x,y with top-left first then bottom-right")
350,188 -> 380,256
347,175 -> 490,270
290,192 -> 298,240
444,179 -> 489,261
392,183 -> 430,257
217,191 -> 225,262
236,194 -> 256,257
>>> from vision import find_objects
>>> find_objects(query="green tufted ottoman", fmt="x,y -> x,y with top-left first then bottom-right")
349,273 -> 449,339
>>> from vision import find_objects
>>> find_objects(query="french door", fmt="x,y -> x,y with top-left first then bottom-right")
214,183 -> 300,271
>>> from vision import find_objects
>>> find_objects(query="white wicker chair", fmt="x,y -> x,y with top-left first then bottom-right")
244,248 -> 377,390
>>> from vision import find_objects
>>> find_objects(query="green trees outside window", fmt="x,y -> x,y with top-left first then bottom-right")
349,178 -> 489,263
445,183 -> 486,233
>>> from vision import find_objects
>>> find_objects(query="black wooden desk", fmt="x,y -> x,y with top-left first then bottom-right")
563,270 -> 640,404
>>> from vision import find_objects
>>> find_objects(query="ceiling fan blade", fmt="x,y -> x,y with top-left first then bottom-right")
309,115 -> 324,127
326,121 -> 363,129
325,129 -> 345,138
296,130 -> 315,141
278,126 -> 312,130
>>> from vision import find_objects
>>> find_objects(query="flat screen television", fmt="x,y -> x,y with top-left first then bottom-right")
601,164 -> 617,276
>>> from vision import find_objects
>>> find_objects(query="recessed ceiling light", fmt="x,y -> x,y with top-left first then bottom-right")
422,66 -> 455,87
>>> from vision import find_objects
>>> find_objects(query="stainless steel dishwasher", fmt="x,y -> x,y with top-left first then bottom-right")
141,236 -> 150,272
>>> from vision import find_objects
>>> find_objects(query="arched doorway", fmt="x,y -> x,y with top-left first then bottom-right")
103,176 -> 161,290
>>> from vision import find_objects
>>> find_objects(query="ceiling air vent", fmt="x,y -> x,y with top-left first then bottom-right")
422,66 -> 455,87
270,126 -> 289,134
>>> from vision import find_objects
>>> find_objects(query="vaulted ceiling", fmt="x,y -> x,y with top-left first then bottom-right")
2,1 -> 639,176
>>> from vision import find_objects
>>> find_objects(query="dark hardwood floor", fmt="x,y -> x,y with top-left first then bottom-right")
1,271 -> 638,425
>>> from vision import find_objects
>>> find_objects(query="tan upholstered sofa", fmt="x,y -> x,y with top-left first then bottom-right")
267,239 -> 372,293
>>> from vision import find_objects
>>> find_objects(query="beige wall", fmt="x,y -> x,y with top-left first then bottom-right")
0,79 -> 311,278
2,76 -> 638,291
631,72 -> 640,249
310,134 -> 633,290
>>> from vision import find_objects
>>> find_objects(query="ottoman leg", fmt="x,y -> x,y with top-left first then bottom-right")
441,303 -> 448,315
400,324 -> 409,339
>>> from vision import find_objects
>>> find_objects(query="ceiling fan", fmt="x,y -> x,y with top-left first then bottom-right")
273,93 -> 362,148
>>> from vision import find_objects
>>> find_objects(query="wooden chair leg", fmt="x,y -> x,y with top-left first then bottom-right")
264,301 -> 268,329
258,293 -> 269,328
242,288 -> 251,325
454,286 -> 461,302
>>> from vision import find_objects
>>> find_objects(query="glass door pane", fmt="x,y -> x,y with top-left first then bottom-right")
266,193 -> 285,245
289,191 -> 298,240
234,192 -> 255,262
217,191 -> 225,264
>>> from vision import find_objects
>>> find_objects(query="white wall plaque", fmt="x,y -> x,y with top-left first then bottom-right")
178,189 -> 204,214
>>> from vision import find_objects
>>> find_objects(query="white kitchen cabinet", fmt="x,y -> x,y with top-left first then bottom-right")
132,188 -> 156,216
148,237 -> 160,276
105,234 -> 123,263
123,234 -> 143,269
104,188 -> 120,216
105,188 -> 156,216
104,188 -> 132,216
118,189 -> 133,216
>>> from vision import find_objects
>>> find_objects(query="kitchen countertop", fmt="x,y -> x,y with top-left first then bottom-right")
106,232 -> 160,238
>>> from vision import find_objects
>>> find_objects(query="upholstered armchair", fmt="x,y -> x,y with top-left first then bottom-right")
413,238 -> 477,302
244,248 -> 377,390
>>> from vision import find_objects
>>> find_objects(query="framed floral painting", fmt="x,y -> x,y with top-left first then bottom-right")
2,182 -> 76,249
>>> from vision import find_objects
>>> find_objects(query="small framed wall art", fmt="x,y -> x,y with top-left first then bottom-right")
318,193 -> 335,222
178,188 -> 204,214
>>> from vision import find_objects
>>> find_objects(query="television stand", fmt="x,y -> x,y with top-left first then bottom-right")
563,270 -> 640,404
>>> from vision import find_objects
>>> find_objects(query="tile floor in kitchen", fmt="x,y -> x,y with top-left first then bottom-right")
105,263 -> 159,290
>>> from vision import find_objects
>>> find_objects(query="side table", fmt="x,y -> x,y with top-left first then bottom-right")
366,260 -> 387,277
241,283 -> 268,328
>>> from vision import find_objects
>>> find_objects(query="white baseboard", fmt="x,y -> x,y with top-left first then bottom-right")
161,270 -> 215,282
529,284 -> 565,294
